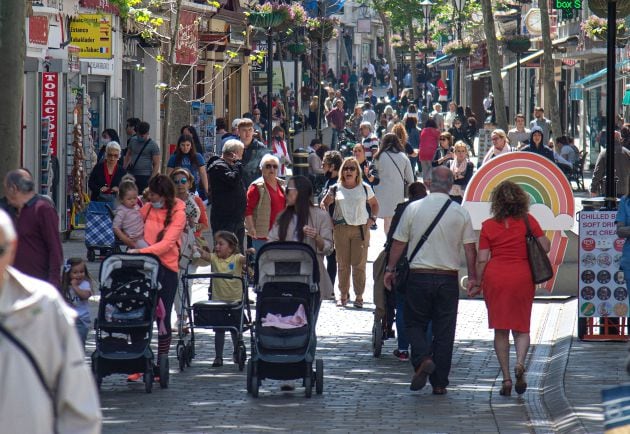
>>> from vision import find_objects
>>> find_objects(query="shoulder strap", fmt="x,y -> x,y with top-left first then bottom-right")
130,138 -> 151,170
407,199 -> 452,263
524,214 -> 533,237
0,321 -> 58,433
385,151 -> 404,183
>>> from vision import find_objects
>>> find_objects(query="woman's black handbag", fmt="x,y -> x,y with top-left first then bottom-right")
524,215 -> 553,284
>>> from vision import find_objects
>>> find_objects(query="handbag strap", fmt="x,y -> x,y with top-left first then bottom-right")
523,214 -> 533,237
129,138 -> 151,170
0,321 -> 58,434
407,198 -> 452,263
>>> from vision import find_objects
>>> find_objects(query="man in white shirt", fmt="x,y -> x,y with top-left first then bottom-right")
361,102 -> 377,127
507,114 -> 531,149
384,167 -> 478,395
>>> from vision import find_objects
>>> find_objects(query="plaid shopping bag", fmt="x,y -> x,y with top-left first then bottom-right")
85,201 -> 115,247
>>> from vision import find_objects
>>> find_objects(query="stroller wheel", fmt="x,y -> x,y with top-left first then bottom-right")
87,249 -> 96,262
304,374 -> 313,398
315,359 -> 324,395
186,343 -> 193,366
159,354 -> 169,389
372,318 -> 383,357
144,371 -> 153,393
237,342 -> 247,371
177,345 -> 185,372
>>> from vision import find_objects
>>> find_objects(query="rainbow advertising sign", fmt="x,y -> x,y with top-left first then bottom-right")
463,152 -> 575,291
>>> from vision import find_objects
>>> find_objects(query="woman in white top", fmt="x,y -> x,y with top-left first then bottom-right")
321,157 -> 379,308
372,133 -> 415,234
444,101 -> 459,130
270,125 -> 292,176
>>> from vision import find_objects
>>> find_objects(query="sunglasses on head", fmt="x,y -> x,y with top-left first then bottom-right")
264,164 -> 278,169
174,177 -> 188,185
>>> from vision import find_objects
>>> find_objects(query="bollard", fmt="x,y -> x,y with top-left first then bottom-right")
292,148 -> 310,177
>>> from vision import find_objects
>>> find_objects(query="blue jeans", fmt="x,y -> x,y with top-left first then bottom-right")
252,238 -> 267,257
404,273 -> 459,388
396,292 -> 432,351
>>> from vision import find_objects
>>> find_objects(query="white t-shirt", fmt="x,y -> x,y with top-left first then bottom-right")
393,193 -> 476,270
333,182 -> 374,226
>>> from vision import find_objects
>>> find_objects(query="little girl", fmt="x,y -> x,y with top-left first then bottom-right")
113,180 -> 148,248
60,258 -> 93,348
197,231 -> 246,367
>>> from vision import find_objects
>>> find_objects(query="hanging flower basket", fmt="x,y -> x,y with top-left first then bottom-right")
287,42 -> 307,55
248,4 -> 290,29
443,38 -> 476,58
588,0 -> 630,19
307,18 -> 337,42
449,47 -> 473,57
505,36 -> 531,53
581,16 -> 627,41
415,41 -> 436,54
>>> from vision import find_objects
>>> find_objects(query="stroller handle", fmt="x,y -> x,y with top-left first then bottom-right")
182,272 -> 244,282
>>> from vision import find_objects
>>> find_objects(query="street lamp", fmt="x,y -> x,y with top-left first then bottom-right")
452,0 -> 467,106
420,0 -> 434,110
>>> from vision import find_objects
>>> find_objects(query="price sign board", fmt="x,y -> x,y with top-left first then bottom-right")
578,210 -> 628,318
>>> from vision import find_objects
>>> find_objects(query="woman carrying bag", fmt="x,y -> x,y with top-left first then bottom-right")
320,157 -> 379,308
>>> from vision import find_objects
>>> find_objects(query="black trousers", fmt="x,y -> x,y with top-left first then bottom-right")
404,272 -> 459,388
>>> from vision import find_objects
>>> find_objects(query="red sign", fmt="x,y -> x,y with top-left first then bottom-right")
42,73 -> 59,157
79,0 -> 119,14
175,11 -> 199,65
29,16 -> 49,45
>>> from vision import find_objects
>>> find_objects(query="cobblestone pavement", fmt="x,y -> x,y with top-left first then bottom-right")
64,209 -> 627,433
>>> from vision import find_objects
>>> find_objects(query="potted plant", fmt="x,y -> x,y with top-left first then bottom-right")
503,34 -> 531,53
307,17 -> 338,42
287,41 -> 307,55
581,15 -> 627,41
248,2 -> 291,29
414,40 -> 436,54
443,38 -> 476,57
588,0 -> 630,19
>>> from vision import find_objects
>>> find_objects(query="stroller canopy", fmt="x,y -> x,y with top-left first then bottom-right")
99,254 -> 162,289
254,242 -> 320,287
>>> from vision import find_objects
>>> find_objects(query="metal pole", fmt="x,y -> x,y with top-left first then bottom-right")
293,31 -> 299,131
516,15 -> 522,115
267,29 -> 273,144
424,19 -> 429,110
605,0 -> 617,209
455,19 -> 462,105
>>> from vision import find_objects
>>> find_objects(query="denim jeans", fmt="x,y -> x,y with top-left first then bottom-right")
404,272 -> 459,388
396,292 -> 432,352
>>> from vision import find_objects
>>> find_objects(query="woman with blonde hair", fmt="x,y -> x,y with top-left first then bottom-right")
448,141 -> 474,203
482,128 -> 513,165
308,95 -> 320,130
321,157 -> 379,308
470,181 -> 550,396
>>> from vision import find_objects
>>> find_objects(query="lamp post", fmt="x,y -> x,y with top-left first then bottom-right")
452,0 -> 467,107
420,0 -> 434,110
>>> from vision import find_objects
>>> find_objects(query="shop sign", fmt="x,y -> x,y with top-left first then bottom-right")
175,10 -> 199,65
80,58 -> 115,76
29,16 -> 49,45
68,46 -> 81,72
69,14 -> 113,59
41,72 -> 59,157
578,210 -> 628,318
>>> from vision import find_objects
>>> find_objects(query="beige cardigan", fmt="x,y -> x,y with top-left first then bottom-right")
268,206 -> 334,299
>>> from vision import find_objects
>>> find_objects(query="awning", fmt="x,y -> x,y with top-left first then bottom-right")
501,49 -> 543,72
623,89 -> 630,106
569,58 -> 630,100
427,54 -> 453,67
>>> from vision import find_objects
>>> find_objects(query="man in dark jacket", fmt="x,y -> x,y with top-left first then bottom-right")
207,139 -> 247,251
238,118 -> 270,188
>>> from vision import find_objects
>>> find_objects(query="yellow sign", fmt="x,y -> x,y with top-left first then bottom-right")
69,14 -> 112,59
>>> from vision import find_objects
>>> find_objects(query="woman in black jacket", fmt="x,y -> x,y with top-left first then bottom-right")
88,142 -> 127,201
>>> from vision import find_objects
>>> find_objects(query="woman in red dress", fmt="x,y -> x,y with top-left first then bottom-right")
470,181 -> 550,396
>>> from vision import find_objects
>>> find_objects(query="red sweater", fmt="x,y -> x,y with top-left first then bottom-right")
419,127 -> 441,161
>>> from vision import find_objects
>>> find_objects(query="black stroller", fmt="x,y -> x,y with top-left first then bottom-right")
247,242 -> 324,398
91,254 -> 166,393
179,271 -> 252,371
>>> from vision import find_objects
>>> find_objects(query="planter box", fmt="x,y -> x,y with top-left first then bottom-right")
588,0 -> 630,19
447,47 -> 473,57
249,11 -> 288,29
506,39 -> 531,53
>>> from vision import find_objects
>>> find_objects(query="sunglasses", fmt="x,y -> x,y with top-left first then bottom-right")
440,138 -> 449,141
342,166 -> 357,172
106,153 -> 120,158
286,186 -> 297,191
264,164 -> 278,169
173,177 -> 188,185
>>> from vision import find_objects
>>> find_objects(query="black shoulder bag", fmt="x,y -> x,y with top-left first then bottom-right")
127,138 -> 151,172
394,199 -> 452,292
524,215 -> 553,284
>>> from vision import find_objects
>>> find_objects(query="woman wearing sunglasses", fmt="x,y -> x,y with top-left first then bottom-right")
320,157 -> 379,308
245,154 -> 286,253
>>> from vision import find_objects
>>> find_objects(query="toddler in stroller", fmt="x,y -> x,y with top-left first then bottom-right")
247,241 -> 324,398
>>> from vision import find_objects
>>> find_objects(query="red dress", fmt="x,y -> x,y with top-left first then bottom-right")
479,214 -> 544,332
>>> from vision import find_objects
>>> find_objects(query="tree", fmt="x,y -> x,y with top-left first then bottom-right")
480,0 -> 508,131
0,1 -> 25,191
539,0 -> 562,137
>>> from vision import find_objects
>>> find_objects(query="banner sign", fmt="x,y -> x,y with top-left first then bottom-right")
41,72 -> 59,157
29,16 -> 49,45
578,210 -> 628,317
70,14 -> 113,59
175,10 -> 199,65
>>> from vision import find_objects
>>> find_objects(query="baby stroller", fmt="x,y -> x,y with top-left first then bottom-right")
91,254 -> 166,393
179,271 -> 252,372
247,241 -> 324,398
85,200 -> 121,262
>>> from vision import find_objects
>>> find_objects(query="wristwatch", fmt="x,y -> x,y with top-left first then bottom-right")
385,266 -> 396,273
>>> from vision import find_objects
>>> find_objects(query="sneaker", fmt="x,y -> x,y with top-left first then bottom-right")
212,357 -> 223,367
126,372 -> 143,382
393,349 -> 409,361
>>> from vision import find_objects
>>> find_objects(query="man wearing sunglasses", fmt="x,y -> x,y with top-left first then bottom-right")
0,208 -> 101,432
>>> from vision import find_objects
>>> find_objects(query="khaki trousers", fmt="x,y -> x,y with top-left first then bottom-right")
333,223 -> 370,301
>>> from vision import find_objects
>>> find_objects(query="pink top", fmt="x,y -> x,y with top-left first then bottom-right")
419,127 -> 441,161
138,198 -> 186,272
113,205 -> 144,241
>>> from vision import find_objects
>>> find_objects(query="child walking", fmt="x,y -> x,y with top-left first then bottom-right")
60,258 -> 93,348
197,231 -> 246,367
113,180 -> 148,248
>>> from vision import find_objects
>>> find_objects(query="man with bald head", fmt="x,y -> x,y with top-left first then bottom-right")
0,209 -> 101,432
384,166 -> 478,395
1,169 -> 63,287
